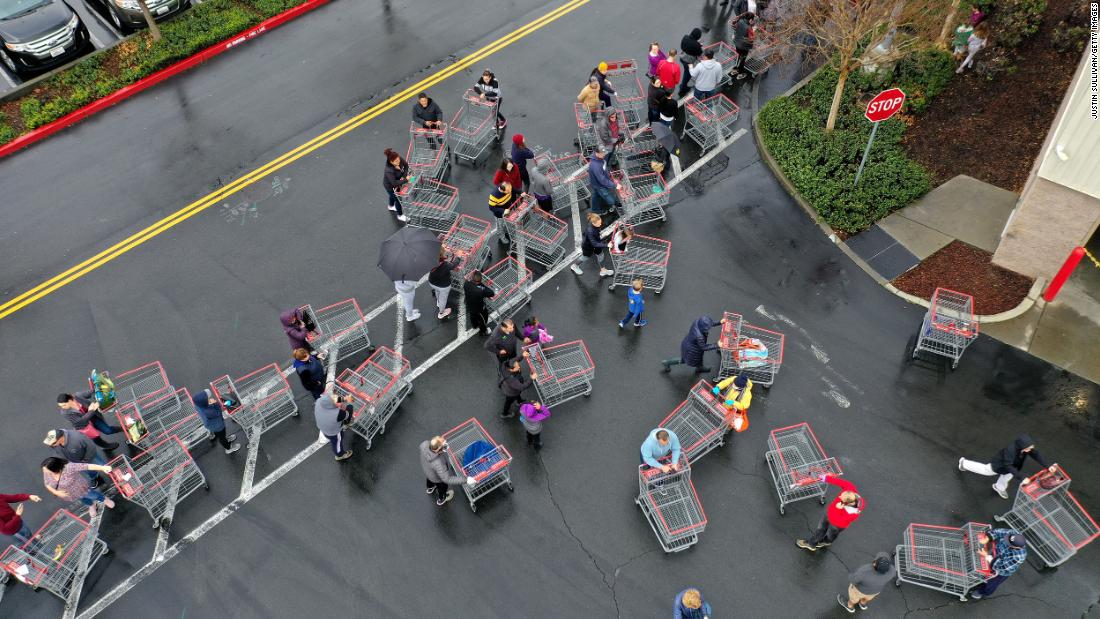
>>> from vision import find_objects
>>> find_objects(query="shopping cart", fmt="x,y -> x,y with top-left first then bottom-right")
703,41 -> 739,87
909,287 -> 979,370
764,422 -> 842,514
299,298 -> 373,363
607,233 -> 671,294
575,103 -> 601,157
101,361 -> 173,409
894,522 -> 995,600
503,194 -> 569,269
538,151 -> 591,212
114,387 -> 207,450
395,177 -> 461,234
636,455 -> 707,552
683,94 -> 740,152
659,380 -> 731,465
210,363 -> 298,437
108,436 -> 208,528
450,89 -> 499,165
441,214 -> 493,294
478,257 -> 532,323
443,417 -> 513,512
717,311 -> 745,377
602,59 -> 647,131
739,29 -> 780,78
994,465 -> 1100,567
716,321 -> 786,387
613,170 -> 669,227
332,347 -> 412,450
524,341 -> 595,408
406,122 -> 449,182
1,509 -> 108,607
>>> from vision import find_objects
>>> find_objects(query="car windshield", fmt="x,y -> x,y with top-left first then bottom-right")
0,0 -> 51,21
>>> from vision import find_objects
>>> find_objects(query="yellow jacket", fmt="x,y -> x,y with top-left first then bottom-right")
715,376 -> 753,411
577,84 -> 601,112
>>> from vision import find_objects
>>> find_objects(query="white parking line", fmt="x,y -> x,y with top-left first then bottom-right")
0,67 -> 17,89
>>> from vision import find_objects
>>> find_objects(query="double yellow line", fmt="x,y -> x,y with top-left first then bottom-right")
0,0 -> 589,321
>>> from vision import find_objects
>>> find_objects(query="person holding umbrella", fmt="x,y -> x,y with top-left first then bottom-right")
378,226 -> 443,323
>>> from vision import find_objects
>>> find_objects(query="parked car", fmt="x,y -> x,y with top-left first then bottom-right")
0,0 -> 91,78
85,0 -> 189,33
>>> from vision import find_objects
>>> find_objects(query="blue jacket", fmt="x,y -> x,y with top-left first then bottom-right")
588,157 -> 616,190
641,428 -> 681,468
627,287 -> 644,314
581,224 -> 607,256
511,144 -> 535,177
192,389 -> 226,433
294,355 -> 325,391
680,315 -> 718,367
674,589 -> 712,619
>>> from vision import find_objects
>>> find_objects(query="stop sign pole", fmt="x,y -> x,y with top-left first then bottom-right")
854,87 -> 906,187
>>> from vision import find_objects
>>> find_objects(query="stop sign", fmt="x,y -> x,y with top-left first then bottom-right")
864,88 -> 906,122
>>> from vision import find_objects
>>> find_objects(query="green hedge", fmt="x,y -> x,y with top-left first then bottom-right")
758,53 -> 956,233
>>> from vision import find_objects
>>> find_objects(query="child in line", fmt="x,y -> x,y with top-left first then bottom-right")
957,23 -> 989,74
619,279 -> 648,329
519,401 -> 551,450
713,373 -> 752,432
609,222 -> 634,255
522,316 -> 554,344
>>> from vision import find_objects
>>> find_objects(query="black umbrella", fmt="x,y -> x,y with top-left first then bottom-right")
377,226 -> 442,282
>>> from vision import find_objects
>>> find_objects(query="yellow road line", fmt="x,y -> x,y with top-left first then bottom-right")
0,0 -> 590,321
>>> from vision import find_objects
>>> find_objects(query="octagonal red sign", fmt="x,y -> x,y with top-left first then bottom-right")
865,88 -> 906,123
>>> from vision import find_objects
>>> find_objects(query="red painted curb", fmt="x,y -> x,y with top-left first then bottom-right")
0,0 -> 331,160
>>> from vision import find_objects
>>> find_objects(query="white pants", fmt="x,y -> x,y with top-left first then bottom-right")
430,283 -> 451,313
960,458 -> 1013,492
394,281 -> 417,315
959,47 -> 980,71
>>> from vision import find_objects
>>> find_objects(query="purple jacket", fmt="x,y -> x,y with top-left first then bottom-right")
520,402 -> 551,422
280,309 -> 311,351
521,324 -> 546,340
648,51 -> 667,76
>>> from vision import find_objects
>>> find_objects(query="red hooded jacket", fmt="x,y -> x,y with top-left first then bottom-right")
1,494 -> 31,536
823,475 -> 863,529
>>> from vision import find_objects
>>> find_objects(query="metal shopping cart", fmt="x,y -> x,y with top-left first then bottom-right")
503,195 -> 570,269
994,465 -> 1100,568
210,363 -> 298,437
108,436 -> 208,528
764,422 -> 842,514
909,287 -> 978,370
299,298 -> 373,363
443,417 -> 513,512
1,509 -> 108,608
396,177 -> 461,234
441,214 -> 493,294
717,311 -> 744,377
703,41 -> 740,87
602,59 -> 647,131
683,94 -> 740,152
451,89 -> 499,165
540,151 -> 591,212
607,233 -> 671,293
114,387 -> 207,450
478,257 -> 532,323
659,380 -> 731,465
524,341 -> 595,408
894,522 -> 995,600
636,455 -> 707,552
406,123 -> 449,182
574,103 -> 601,157
716,321 -> 786,387
101,361 -> 173,409
740,29 -> 780,78
613,170 -> 669,227
332,346 -> 412,450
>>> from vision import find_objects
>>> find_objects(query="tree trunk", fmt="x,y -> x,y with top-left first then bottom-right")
137,0 -> 162,42
825,62 -> 850,133
938,0 -> 961,49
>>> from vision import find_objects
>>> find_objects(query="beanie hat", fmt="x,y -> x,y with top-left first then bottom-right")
733,374 -> 748,389
598,61 -> 608,72
1009,533 -> 1027,548
512,133 -> 524,145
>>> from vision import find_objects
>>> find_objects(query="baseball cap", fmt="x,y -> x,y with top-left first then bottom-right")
43,429 -> 62,445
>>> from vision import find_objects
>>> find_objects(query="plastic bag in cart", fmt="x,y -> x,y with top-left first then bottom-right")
736,338 -> 769,368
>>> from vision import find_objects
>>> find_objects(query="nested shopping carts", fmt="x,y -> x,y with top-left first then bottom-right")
607,233 -> 671,294
703,41 -> 739,87
104,361 -> 173,408
210,363 -> 298,436
395,178 -> 461,234
909,288 -> 979,370
764,422 -> 842,514
574,103 -> 602,157
894,522 -> 995,600
113,387 -> 207,450
613,170 -> 669,227
333,346 -> 412,450
636,455 -> 707,552
716,317 -> 786,387
524,341 -> 595,408
299,298 -> 373,362
602,59 -> 647,131
994,465 -> 1099,568
478,257 -> 532,322
1,509 -> 108,607
503,195 -> 570,268
536,151 -> 590,212
659,381 -> 730,465
444,417 -> 513,512
406,123 -> 449,182
441,214 -> 492,294
108,436 -> 207,528
450,89 -> 499,165
741,30 -> 780,78
683,94 -> 740,152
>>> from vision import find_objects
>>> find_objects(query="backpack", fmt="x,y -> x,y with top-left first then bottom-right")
89,369 -> 117,410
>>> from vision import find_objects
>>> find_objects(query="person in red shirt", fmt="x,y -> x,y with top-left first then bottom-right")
1,492 -> 42,548
656,50 -> 682,97
797,474 -> 863,551
492,158 -> 523,191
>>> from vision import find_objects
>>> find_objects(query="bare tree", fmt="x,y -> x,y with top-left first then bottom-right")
937,0 -> 962,49
772,0 -> 950,132
137,0 -> 162,42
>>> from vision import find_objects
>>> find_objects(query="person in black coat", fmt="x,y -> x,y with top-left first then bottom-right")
428,249 -> 460,320
411,93 -> 444,130
293,348 -> 326,401
498,359 -> 536,419
463,270 -> 497,336
732,13 -> 756,78
959,434 -> 1056,499
484,318 -> 528,365
647,76 -> 672,123
383,148 -> 410,223
678,28 -> 704,96
661,315 -> 728,374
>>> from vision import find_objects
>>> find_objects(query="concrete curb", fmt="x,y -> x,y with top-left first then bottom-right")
751,71 -> 1040,324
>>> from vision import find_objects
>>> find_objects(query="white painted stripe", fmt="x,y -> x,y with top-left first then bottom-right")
0,67 -> 17,89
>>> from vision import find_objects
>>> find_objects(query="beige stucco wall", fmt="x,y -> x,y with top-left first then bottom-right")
993,178 -> 1100,279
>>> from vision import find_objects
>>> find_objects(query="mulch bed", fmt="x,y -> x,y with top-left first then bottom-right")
893,240 -> 1034,314
902,0 -> 1083,192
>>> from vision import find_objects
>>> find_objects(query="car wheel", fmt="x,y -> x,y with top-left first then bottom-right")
109,7 -> 132,33
0,49 -> 19,75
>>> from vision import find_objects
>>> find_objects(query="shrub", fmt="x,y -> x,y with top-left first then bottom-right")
989,0 -> 1047,49
0,123 -> 15,143
251,0 -> 303,16
1051,26 -> 1087,54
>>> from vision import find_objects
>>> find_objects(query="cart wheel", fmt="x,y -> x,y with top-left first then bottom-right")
608,284 -> 615,291
895,579 -> 900,587
583,386 -> 592,396
379,424 -> 386,435
906,334 -> 918,361
993,515 -> 1004,523
779,505 -> 785,515
507,483 -> 515,492
819,496 -> 826,505
204,481 -> 210,491
364,439 -> 373,451
152,520 -> 160,529
471,503 -> 478,513
292,410 -> 300,417
158,517 -> 172,529
950,359 -> 959,371
654,290 -> 662,295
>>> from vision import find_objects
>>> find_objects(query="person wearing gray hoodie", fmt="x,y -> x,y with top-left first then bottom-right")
420,436 -> 476,507
314,390 -> 354,461
839,553 -> 895,613
688,49 -> 724,101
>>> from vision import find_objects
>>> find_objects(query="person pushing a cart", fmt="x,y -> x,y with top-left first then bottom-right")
420,436 -> 477,507
969,528 -> 1027,600
713,372 -> 751,432
661,315 -> 728,375
958,434 -> 1056,499
640,428 -> 682,473
796,474 -> 864,552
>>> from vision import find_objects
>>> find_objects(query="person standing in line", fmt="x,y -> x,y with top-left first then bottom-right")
1,492 -> 42,549
730,0 -> 758,22
570,213 -> 614,278
40,457 -> 115,517
656,50 -> 681,100
732,13 -> 755,79
489,181 -> 518,246
420,436 -> 477,507
651,117 -> 681,172
619,279 -> 648,329
511,134 -> 535,191
673,588 -> 712,619
428,248 -> 460,320
485,318 -> 527,366
314,390 -> 354,461
519,401 -> 550,450
493,157 -> 524,191
970,528 -> 1027,600
474,69 -> 506,130
382,148 -> 410,223
688,49 -> 723,100
656,90 -> 679,128
521,316 -> 554,344
647,76 -> 672,124
796,474 -> 864,551
647,42 -> 667,78
590,62 -> 617,109
678,28 -> 704,96
594,106 -> 625,165
292,348 -> 326,401
280,307 -> 317,354
660,315 -> 726,374
958,434 -> 1055,499
577,76 -> 602,120
56,392 -> 120,452
498,359 -> 536,419
838,553 -> 895,613
464,270 -> 497,336
528,161 -> 555,213
585,150 -> 621,217
956,22 -> 988,73
192,389 -> 242,455
43,429 -> 109,486
640,428 -> 681,472
411,92 -> 444,130
394,277 -> 421,322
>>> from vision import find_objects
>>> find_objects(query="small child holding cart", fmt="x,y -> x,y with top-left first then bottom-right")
519,401 -> 551,450
619,279 -> 648,329
713,373 -> 751,432
609,222 -> 634,255
521,316 -> 554,344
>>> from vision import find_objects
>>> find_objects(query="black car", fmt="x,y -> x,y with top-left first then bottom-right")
85,0 -> 189,33
0,0 -> 90,78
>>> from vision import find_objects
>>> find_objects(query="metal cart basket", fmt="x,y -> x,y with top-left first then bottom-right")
108,436 -> 207,528
764,422 -> 842,514
717,321 -> 786,387
104,361 -> 173,409
396,178 -> 461,234
607,233 -> 671,293
299,298 -> 373,362
524,341 -> 595,408
895,522 -> 995,600
636,455 -> 707,552
444,417 -> 513,512
1,509 -> 108,607
602,59 -> 647,131
659,380 -> 731,465
441,214 -> 492,294
114,387 -> 207,450
406,122 -> 449,182
450,89 -> 498,165
740,30 -> 780,77
911,287 -> 978,369
537,151 -> 591,211
614,170 -> 669,227
503,194 -> 570,268
683,94 -> 740,152
703,41 -> 739,87
333,346 -> 412,450
994,465 -> 1100,568
478,257 -> 532,323
210,363 -> 298,436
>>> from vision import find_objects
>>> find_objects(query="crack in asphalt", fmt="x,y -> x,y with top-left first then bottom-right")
1083,594 -> 1100,617
898,586 -> 1068,617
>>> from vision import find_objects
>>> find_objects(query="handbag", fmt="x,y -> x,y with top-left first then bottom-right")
77,423 -> 101,439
